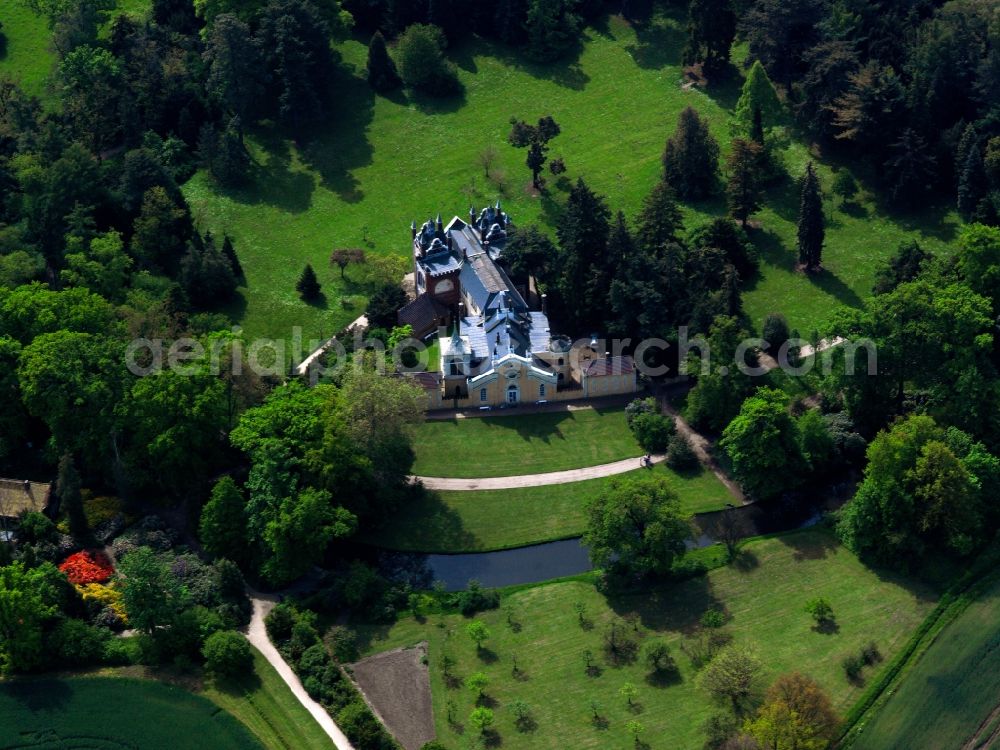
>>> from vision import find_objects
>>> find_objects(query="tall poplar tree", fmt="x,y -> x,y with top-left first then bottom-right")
556,178 -> 611,333
726,138 -> 763,227
797,162 -> 824,272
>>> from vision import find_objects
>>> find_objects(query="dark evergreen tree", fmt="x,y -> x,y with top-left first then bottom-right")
493,0 -> 528,45
296,263 -> 321,300
556,178 -> 611,333
153,0 -> 201,34
524,0 -> 581,63
57,453 -> 88,540
885,129 -> 937,207
872,240 -> 930,295
367,283 -> 408,329
199,118 -> 251,187
688,218 -> 758,279
683,0 -> 736,74
797,162 -> 824,272
797,41 -> 860,140
180,233 -> 238,307
204,14 -> 260,138
366,31 -> 401,93
725,138 -> 762,227
396,23 -> 461,96
255,0 -> 336,131
635,179 -> 683,254
740,0 -> 822,93
662,107 -> 720,200
958,145 -> 988,220
501,225 -> 556,287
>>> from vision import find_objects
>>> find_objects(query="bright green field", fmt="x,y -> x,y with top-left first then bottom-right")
0,675 -> 264,749
0,3 -> 54,99
357,529 -> 940,750
852,575 -> 1000,750
182,11 -> 958,359
201,646 -> 331,750
412,407 -> 640,477
368,464 -> 731,552
0,0 -> 150,101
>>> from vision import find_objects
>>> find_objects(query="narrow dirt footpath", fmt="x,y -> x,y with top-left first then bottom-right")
246,594 -> 355,750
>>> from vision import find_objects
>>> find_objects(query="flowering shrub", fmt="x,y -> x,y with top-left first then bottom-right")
59,550 -> 115,585
77,582 -> 129,626
83,495 -> 124,527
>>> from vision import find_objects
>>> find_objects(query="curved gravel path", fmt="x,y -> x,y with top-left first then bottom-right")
413,453 -> 666,490
246,594 -> 355,750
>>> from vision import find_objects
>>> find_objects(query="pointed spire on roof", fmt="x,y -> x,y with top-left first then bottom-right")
495,199 -> 502,211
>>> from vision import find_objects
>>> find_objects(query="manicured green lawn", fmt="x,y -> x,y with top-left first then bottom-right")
355,529 -> 940,750
852,575 -> 1000,750
411,407 -> 640,478
182,12 -> 957,361
0,675 -> 264,749
202,646 -> 331,750
367,465 -> 731,552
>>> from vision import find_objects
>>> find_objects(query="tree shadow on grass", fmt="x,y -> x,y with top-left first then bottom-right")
812,618 -> 840,635
777,526 -> 840,561
811,268 -> 865,309
0,33 -> 7,61
216,131 -> 316,214
606,574 -> 724,635
303,292 -> 329,310
1,679 -> 72,712
477,646 -> 499,664
645,667 -> 683,688
450,34 -> 590,91
296,63 -> 376,204
732,548 -> 759,572
360,488 -> 476,553
624,13 -> 685,70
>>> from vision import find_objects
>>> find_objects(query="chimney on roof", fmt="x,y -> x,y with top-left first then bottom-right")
436,213 -> 443,235
410,220 -> 417,240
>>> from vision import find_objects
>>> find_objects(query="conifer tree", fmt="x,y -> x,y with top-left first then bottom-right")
556,178 -> 611,332
635,180 -> 684,254
726,138 -> 763,227
296,264 -> 321,300
366,31 -> 401,93
958,145 -> 988,220
662,107 -> 720,200
797,162 -> 824,272
732,60 -> 782,135
181,233 -> 238,307
683,0 -> 735,74
524,0 -> 580,63
57,453 -> 88,541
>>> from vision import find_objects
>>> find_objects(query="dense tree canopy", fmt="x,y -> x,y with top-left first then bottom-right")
583,474 -> 691,578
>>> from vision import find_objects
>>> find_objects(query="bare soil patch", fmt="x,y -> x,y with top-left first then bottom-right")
349,643 -> 434,750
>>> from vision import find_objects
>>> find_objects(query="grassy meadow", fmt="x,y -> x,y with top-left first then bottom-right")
0,675 -> 264,749
852,575 -> 1000,750
412,407 -> 640,477
355,528 -> 940,750
179,11 -> 958,360
201,646 -> 332,750
367,464 -> 731,552
0,0 -> 150,101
